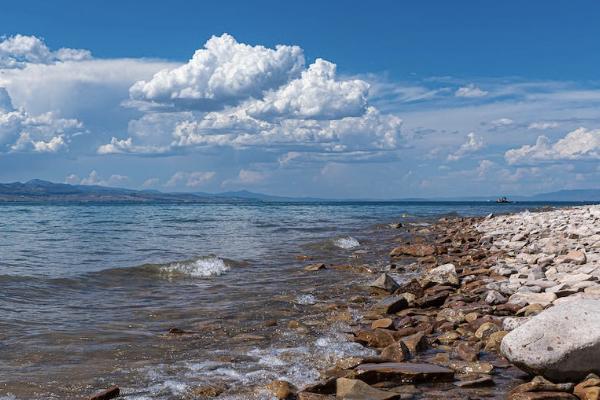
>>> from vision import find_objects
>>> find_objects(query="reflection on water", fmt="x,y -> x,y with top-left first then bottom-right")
0,201 -> 586,398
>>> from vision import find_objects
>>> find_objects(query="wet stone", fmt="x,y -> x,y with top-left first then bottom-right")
373,296 -> 409,314
355,362 -> 455,385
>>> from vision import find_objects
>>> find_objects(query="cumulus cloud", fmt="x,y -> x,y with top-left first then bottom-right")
0,88 -> 83,153
246,58 -> 369,120
103,34 -> 402,162
169,106 -> 402,155
447,132 -> 484,161
165,171 -> 215,188
0,34 -> 90,69
455,84 -> 488,98
505,127 -> 600,164
129,33 -> 304,110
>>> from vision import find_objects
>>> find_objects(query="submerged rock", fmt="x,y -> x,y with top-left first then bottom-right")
355,362 -> 454,384
501,300 -> 600,381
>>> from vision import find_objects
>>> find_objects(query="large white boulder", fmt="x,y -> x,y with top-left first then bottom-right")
500,300 -> 600,381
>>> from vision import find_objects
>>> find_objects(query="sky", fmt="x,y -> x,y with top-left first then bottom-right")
0,0 -> 599,198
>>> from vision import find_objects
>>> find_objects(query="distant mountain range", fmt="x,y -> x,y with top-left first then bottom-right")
0,179 -> 599,203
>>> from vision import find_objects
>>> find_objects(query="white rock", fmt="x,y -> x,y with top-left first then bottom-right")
508,292 -> 557,307
501,299 -> 600,381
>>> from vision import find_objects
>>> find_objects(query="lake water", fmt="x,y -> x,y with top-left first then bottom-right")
0,201 -> 588,399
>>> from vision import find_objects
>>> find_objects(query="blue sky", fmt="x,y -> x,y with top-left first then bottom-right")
0,1 -> 599,198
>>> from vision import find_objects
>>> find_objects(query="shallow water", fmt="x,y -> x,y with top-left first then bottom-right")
0,201 -> 589,398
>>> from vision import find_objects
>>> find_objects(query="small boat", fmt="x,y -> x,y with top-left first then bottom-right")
496,196 -> 512,204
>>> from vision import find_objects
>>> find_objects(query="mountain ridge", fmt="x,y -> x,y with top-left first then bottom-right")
0,179 -> 599,203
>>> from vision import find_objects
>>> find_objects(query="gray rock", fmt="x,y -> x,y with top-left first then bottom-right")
500,299 -> 600,381
485,290 -> 507,305
369,273 -> 400,293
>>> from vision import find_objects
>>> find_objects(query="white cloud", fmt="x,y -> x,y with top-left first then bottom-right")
246,58 -> 369,120
0,88 -> 83,153
0,34 -> 90,69
528,121 -> 559,130
447,132 -> 484,161
455,84 -> 488,98
97,137 -> 168,155
165,171 -> 215,188
129,33 -> 304,110
169,106 -> 402,155
505,127 -> 600,164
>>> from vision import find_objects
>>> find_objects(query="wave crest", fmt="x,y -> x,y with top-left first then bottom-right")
160,256 -> 230,278
333,236 -> 360,249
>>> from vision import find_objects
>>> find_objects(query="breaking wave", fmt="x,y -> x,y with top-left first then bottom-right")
332,236 -> 360,249
160,256 -> 231,278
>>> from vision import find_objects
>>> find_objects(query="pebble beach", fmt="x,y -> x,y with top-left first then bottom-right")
264,205 -> 600,400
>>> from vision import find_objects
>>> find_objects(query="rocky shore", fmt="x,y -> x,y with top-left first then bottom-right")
263,205 -> 600,400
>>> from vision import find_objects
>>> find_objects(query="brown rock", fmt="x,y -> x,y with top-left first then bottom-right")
266,380 -> 296,399
335,378 -> 400,399
302,378 -> 337,395
89,386 -> 120,400
448,361 -> 494,374
371,318 -> 394,330
395,279 -> 424,297
417,291 -> 450,308
437,331 -> 460,345
304,263 -> 326,271
474,322 -> 500,340
380,341 -> 410,362
455,342 -> 479,362
355,362 -> 454,384
510,376 -> 574,395
400,331 -> 428,355
508,392 -> 577,400
485,330 -> 508,352
454,374 -> 495,387
390,244 -> 436,257
355,329 -> 396,348
574,375 -> 600,400
372,296 -> 409,314
297,393 -> 335,400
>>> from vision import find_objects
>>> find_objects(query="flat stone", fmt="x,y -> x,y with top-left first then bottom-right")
372,318 -> 394,330
390,244 -> 436,257
508,392 -> 578,400
508,292 -> 557,307
304,263 -> 326,271
501,300 -> 600,381
372,296 -> 409,314
355,362 -> 454,384
335,378 -> 400,400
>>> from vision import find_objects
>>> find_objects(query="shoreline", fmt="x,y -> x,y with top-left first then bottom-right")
264,204 -> 600,400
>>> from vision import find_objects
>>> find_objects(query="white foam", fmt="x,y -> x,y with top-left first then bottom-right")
333,236 -> 360,249
295,294 -> 316,305
161,256 -> 230,278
